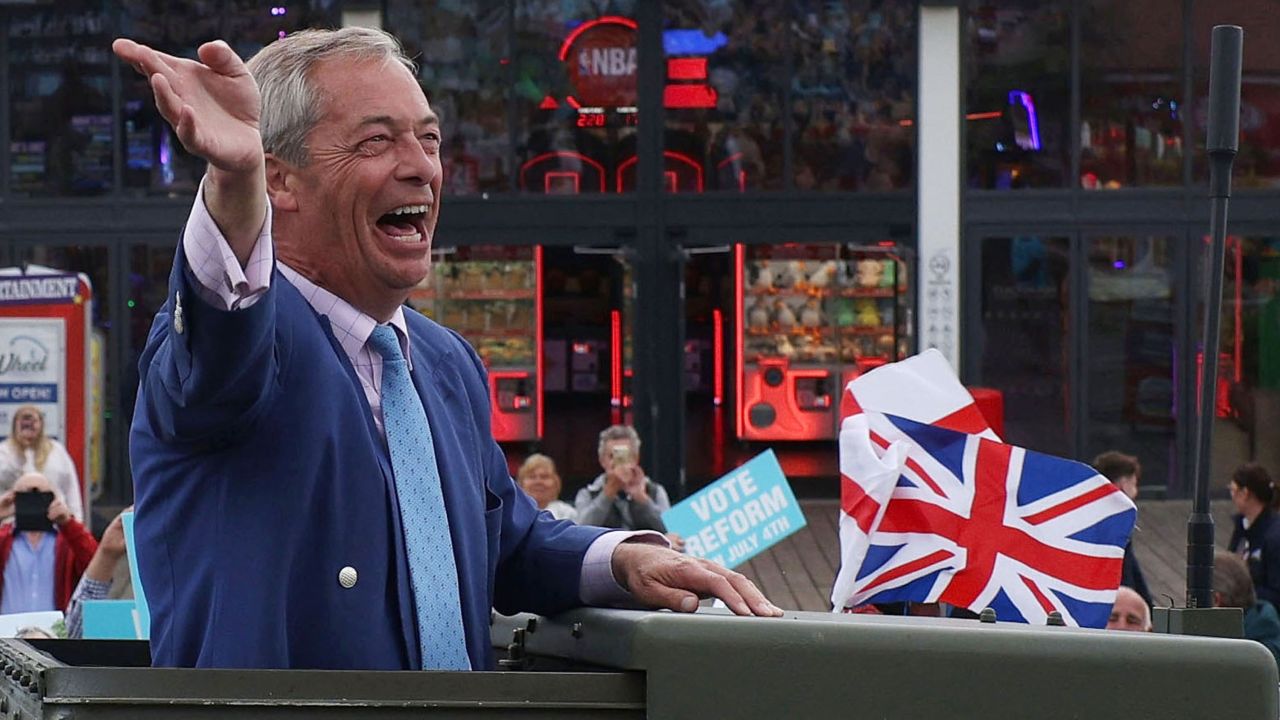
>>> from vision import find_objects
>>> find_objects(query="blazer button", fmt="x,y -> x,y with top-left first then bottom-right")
338,566 -> 358,589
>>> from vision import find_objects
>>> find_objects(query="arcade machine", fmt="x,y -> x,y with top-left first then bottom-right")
735,243 -> 913,441
408,246 -> 543,442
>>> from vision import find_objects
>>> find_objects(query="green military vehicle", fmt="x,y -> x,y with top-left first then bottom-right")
0,606 -> 1270,718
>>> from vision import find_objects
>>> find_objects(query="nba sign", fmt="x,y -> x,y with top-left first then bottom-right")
561,16 -> 638,108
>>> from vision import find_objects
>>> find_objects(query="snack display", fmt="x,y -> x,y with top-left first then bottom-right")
735,243 -> 914,441
406,245 -> 542,441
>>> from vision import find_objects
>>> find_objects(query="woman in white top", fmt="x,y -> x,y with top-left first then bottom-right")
0,405 -> 84,521
516,453 -> 576,522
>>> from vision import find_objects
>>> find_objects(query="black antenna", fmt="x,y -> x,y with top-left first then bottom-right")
1188,25 -> 1243,610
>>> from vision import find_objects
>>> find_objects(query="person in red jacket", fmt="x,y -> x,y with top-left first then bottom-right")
0,472 -> 97,613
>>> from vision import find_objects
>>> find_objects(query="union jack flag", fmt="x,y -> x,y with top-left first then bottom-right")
831,354 -> 1136,629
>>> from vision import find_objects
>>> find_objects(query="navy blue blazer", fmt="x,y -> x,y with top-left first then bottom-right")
130,247 -> 607,669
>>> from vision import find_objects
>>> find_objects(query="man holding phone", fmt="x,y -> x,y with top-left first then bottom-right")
575,426 -> 677,540
0,473 -> 97,614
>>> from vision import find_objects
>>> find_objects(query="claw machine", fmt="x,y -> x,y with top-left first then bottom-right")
734,242 -> 913,441
408,245 -> 543,442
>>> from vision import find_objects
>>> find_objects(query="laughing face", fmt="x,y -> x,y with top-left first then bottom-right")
271,55 -> 441,321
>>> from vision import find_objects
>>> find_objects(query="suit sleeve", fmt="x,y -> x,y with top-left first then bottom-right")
136,235 -> 281,444
449,332 -> 608,616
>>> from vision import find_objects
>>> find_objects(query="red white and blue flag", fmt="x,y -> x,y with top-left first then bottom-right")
831,351 -> 1135,628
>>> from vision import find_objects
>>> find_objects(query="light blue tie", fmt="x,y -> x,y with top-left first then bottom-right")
367,325 -> 470,670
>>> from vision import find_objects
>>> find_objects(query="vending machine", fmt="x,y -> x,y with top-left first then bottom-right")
734,243 -> 914,441
408,246 -> 543,442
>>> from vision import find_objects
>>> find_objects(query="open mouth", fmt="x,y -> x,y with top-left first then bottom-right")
375,204 -> 430,244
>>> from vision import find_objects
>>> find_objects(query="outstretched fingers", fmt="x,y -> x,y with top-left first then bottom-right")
197,40 -> 248,78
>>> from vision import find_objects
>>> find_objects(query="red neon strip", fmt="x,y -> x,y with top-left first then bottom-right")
558,16 -> 637,61
734,245 -> 745,437
898,110 -> 1003,127
615,151 -> 704,193
667,57 -> 707,80
737,170 -> 746,192
543,171 -> 580,194
519,151 -> 606,192
611,310 -> 623,407
713,309 -> 723,406
664,170 -> 678,193
716,152 -> 743,170
535,245 -> 544,438
565,95 -> 582,109
663,84 -> 717,109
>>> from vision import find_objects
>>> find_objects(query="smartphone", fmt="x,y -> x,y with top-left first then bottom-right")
610,444 -> 635,467
14,491 -> 55,533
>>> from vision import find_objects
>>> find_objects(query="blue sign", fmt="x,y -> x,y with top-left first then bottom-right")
121,511 -> 150,639
0,384 -> 57,402
82,600 -> 140,640
662,450 -> 806,569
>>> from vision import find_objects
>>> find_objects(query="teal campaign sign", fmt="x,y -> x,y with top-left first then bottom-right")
82,600 -> 140,640
662,450 -> 806,568
121,511 -> 150,639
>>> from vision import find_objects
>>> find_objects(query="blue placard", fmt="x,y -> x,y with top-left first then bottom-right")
120,511 -> 150,639
82,600 -> 140,640
662,450 -> 806,568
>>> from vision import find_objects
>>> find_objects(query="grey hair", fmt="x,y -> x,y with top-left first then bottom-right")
1213,550 -> 1257,610
597,425 -> 641,458
246,27 -> 417,166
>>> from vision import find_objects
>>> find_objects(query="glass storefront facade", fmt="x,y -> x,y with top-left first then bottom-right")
2,0 -> 1278,511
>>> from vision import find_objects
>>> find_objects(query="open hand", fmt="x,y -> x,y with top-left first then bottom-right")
112,38 -> 263,173
611,542 -> 783,617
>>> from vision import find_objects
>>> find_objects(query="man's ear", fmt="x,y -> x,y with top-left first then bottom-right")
264,154 -> 299,212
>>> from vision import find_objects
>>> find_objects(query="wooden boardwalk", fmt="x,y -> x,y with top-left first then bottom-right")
737,499 -> 1235,612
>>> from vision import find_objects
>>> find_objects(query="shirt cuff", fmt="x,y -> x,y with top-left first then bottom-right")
182,176 -> 274,311
579,530 -> 669,607
77,576 -> 112,601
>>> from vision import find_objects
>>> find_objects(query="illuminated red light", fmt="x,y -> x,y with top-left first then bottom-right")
538,95 -> 559,110
573,342 -> 592,354
667,57 -> 707,80
713,308 -> 723,406
558,16 -> 638,61
663,84 -> 717,109
610,311 -> 623,407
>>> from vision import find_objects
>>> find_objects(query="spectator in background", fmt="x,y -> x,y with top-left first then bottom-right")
575,426 -> 684,550
0,473 -> 96,614
1213,550 -> 1280,669
1105,586 -> 1151,632
1227,463 -> 1280,606
1092,450 -> 1151,606
0,405 -> 84,521
65,506 -> 132,639
516,455 -> 575,521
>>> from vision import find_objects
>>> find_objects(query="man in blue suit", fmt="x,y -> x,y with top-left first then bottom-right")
114,28 -> 780,670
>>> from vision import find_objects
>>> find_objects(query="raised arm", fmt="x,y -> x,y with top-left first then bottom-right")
112,39 -> 265,265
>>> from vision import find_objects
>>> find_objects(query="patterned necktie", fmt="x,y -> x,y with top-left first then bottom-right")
367,325 -> 470,670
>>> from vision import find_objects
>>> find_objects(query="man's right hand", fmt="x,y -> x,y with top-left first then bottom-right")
112,38 -> 267,262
